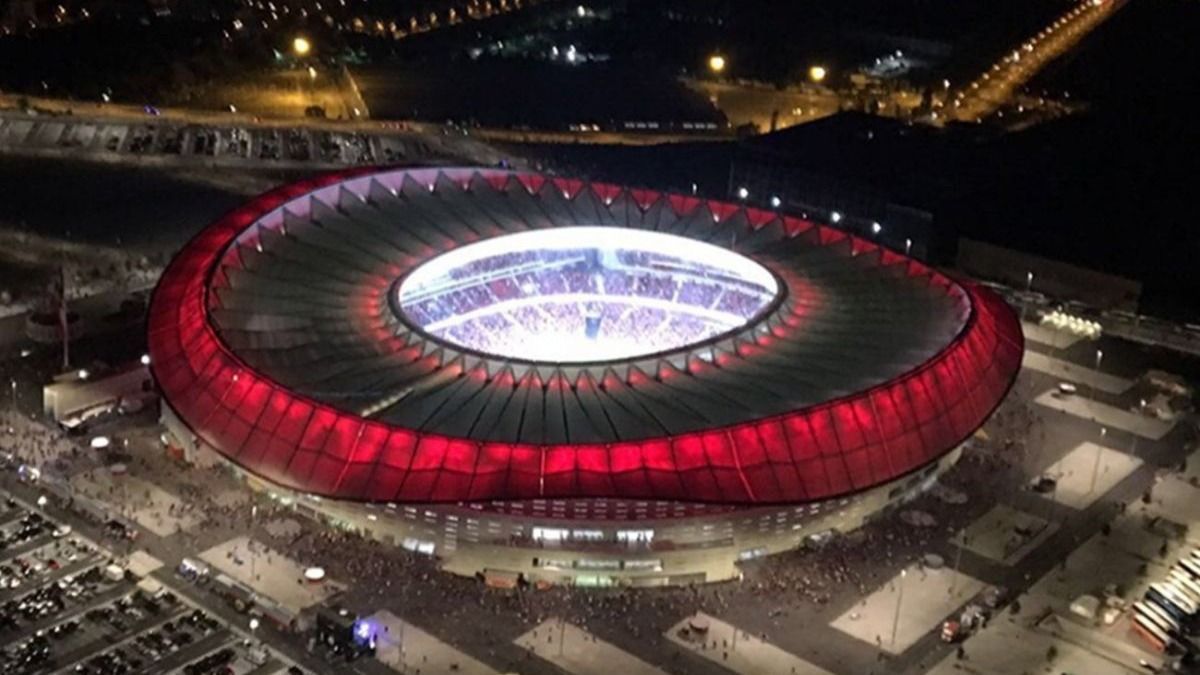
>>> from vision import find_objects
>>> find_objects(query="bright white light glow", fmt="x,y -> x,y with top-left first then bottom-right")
398,227 -> 778,363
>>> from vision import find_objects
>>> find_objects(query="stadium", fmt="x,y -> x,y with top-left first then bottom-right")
148,166 -> 1023,587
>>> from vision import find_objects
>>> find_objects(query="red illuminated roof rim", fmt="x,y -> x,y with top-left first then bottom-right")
147,167 -> 1024,506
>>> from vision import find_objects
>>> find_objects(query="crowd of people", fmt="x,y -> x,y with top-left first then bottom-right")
0,355 -> 1085,674
402,248 -> 773,359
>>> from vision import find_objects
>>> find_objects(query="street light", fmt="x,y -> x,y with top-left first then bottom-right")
871,221 -> 882,235
830,210 -> 842,224
707,54 -> 726,74
736,186 -> 749,200
808,65 -> 827,83
770,196 -> 781,208
905,238 -> 913,256
292,35 -> 312,57
890,568 -> 907,647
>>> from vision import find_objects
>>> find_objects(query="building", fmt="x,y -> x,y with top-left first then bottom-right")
148,166 -> 1022,586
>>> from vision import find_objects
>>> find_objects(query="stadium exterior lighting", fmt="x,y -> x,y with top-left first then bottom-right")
736,186 -> 749,200
147,167 -> 1023,586
905,238 -> 912,255
770,196 -> 781,208
830,210 -> 842,224
808,65 -> 827,83
871,221 -> 882,235
140,353 -> 151,366
292,35 -> 312,56
708,54 -> 726,74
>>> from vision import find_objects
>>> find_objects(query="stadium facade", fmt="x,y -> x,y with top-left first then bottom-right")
149,167 -> 1023,586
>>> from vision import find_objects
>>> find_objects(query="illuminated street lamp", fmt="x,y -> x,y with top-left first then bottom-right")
708,53 -> 726,75
871,221 -> 882,235
808,65 -> 827,83
292,35 -> 312,57
736,186 -> 749,200
308,66 -> 318,80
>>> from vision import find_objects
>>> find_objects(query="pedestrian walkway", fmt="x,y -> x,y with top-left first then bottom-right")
664,612 -> 835,675
514,619 -> 667,675
831,563 -> 985,654
1034,391 -> 1173,440
1022,350 -> 1132,394
369,610 -> 499,675
1045,442 -> 1143,510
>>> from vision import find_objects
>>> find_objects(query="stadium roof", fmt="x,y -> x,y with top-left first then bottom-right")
148,167 -> 1023,505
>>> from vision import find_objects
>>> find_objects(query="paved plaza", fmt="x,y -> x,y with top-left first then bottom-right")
1045,441 -> 1143,510
369,610 -> 499,675
1021,349 -> 1132,394
831,564 -> 986,654
1034,390 -> 1174,439
664,612 -> 835,675
515,619 -> 667,675
199,535 -> 342,614
70,469 -> 201,536
954,504 -> 1056,564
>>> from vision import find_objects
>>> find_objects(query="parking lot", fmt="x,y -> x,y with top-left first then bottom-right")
0,492 -> 302,675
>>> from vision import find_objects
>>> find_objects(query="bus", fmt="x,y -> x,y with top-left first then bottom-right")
1146,591 -> 1188,627
1169,569 -> 1200,602
1177,556 -> 1200,581
1135,601 -> 1180,637
1132,598 -> 1180,634
1161,580 -> 1200,614
1132,613 -> 1172,653
1147,585 -> 1192,623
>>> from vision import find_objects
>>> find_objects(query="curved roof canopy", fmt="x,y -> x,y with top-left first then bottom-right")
148,167 -> 1023,505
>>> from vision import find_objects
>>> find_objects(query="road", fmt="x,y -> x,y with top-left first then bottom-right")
948,0 -> 1127,122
